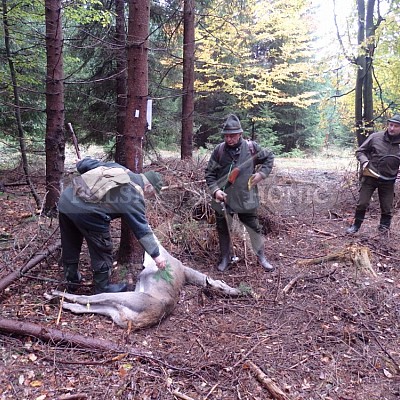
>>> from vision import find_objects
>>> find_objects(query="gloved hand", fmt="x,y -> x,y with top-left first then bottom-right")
214,189 -> 227,202
154,255 -> 167,270
362,161 -> 369,170
248,172 -> 264,189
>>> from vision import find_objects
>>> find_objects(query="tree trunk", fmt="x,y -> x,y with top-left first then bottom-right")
363,0 -> 376,134
115,0 -> 128,166
181,0 -> 195,159
117,0 -> 150,273
355,0 -> 366,146
44,0 -> 65,216
124,0 -> 149,171
355,0 -> 376,146
1,0 -> 41,208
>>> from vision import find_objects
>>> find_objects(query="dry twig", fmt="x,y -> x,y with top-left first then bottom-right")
245,360 -> 290,400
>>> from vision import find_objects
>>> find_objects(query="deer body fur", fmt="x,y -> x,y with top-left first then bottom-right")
51,243 -> 242,330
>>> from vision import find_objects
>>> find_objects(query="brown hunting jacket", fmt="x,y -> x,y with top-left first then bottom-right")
356,130 -> 400,180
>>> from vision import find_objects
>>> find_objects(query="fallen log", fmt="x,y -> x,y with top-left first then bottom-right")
0,316 -> 204,378
0,241 -> 61,293
0,316 -> 201,376
0,316 -> 122,352
49,241 -> 248,330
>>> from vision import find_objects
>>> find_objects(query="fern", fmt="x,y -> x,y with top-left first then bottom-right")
238,282 -> 253,295
153,264 -> 174,284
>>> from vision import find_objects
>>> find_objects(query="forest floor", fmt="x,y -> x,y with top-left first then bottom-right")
0,149 -> 399,400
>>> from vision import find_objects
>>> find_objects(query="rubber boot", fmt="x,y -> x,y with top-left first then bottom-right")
93,269 -> 127,294
378,215 -> 391,232
63,263 -> 82,292
245,227 -> 274,272
216,231 -> 232,272
346,219 -> 363,234
256,250 -> 275,272
346,209 -> 366,234
346,210 -> 366,234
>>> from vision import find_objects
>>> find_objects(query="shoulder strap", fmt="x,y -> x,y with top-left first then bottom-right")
216,142 -> 225,163
246,139 -> 256,155
216,140 -> 256,163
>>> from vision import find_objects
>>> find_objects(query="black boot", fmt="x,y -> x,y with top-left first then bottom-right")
256,251 -> 275,272
93,269 -> 127,294
346,219 -> 363,234
216,231 -> 232,272
378,215 -> 391,232
63,263 -> 82,292
346,210 -> 365,234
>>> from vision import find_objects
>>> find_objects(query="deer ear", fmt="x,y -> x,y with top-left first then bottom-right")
144,183 -> 155,197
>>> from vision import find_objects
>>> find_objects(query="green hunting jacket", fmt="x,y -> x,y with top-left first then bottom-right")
205,138 -> 274,213
58,158 -> 160,258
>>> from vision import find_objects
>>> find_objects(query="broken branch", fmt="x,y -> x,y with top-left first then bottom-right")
245,360 -> 290,400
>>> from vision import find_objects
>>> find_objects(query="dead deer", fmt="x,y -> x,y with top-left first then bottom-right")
50,243 -> 244,330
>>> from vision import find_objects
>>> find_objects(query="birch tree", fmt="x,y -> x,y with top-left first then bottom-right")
195,0 -> 318,144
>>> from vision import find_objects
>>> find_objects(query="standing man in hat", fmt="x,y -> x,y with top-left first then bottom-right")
346,115 -> 400,234
58,157 -> 166,294
205,114 -> 275,272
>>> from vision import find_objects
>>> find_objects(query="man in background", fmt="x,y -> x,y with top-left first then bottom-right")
346,115 -> 400,234
205,114 -> 275,272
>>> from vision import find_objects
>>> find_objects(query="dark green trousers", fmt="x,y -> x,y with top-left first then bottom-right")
355,176 -> 395,221
59,212 -> 113,273
215,208 -> 265,253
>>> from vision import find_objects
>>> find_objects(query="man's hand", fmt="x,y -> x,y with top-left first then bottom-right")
214,189 -> 227,202
248,172 -> 264,189
154,255 -> 167,270
362,161 -> 369,170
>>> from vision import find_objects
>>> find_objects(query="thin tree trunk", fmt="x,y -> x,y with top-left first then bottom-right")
44,0 -> 65,216
115,0 -> 127,166
363,0 -> 376,135
355,0 -> 366,146
355,0 -> 378,146
181,0 -> 195,159
1,0 -> 41,208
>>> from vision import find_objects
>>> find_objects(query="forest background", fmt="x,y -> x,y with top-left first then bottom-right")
1,1 -> 400,399
1,0 -> 400,184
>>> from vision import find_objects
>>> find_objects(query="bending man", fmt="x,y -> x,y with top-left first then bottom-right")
58,158 -> 166,293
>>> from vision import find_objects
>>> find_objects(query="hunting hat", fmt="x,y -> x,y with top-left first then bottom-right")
222,114 -> 243,135
143,171 -> 163,194
388,114 -> 400,125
